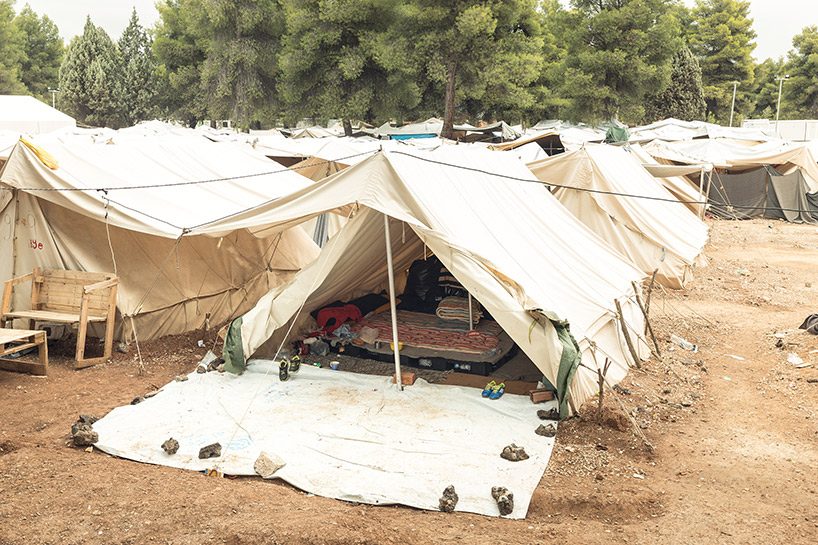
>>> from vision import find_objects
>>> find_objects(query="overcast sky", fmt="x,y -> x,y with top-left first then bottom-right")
14,0 -> 818,61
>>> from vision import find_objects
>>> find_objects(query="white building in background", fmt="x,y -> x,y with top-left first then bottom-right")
743,118 -> 818,141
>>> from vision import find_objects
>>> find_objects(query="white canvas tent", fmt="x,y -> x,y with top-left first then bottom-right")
210,147 -> 650,415
528,144 -> 709,289
0,95 -> 76,135
0,135 -> 320,341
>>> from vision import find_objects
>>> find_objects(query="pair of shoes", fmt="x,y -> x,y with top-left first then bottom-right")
278,356 -> 302,381
481,381 -> 505,400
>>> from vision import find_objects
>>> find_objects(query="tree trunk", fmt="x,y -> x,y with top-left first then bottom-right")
342,118 -> 353,137
441,61 -> 457,140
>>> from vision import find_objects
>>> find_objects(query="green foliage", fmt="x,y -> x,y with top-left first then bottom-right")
153,0 -> 208,126
749,57 -> 785,119
12,4 -> 63,102
59,17 -> 125,128
559,0 -> 682,124
645,46 -> 706,122
199,0 -> 284,129
278,0 -> 420,130
689,0 -> 756,123
529,0 -> 570,122
119,8 -> 157,125
0,0 -> 25,94
785,26 -> 818,119
405,0 -> 544,135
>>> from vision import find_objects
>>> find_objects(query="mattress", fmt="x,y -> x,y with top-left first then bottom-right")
349,310 -> 513,363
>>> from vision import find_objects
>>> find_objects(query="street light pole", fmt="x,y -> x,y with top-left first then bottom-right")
729,81 -> 738,127
775,75 -> 790,135
47,87 -> 59,109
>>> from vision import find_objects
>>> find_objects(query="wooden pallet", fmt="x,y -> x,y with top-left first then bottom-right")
0,328 -> 48,376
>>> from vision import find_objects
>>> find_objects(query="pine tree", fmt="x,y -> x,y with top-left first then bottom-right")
199,0 -> 284,129
406,0 -> 544,138
785,26 -> 818,119
0,0 -> 25,94
153,0 -> 208,127
749,57 -> 785,119
688,0 -> 756,123
645,46 -> 706,122
12,4 -> 64,102
59,17 -> 125,128
559,0 -> 682,124
278,0 -> 421,133
119,8 -> 157,125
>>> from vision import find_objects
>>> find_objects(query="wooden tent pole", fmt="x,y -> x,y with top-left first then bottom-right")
384,214 -> 403,390
615,298 -> 642,369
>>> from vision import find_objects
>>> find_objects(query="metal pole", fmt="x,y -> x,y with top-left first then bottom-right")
698,166 -> 706,220
729,82 -> 738,127
775,76 -> 788,136
467,292 -> 473,331
384,214 -> 402,390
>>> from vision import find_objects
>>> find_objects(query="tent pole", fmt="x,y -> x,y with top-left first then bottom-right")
698,167 -> 706,220
384,214 -> 403,391
467,292 -> 474,330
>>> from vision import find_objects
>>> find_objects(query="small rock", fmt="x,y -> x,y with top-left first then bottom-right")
439,485 -> 458,513
535,423 -> 557,438
130,396 -> 144,405
536,408 -> 559,421
116,342 -> 130,354
174,375 -> 189,382
144,390 -> 158,399
680,398 -> 693,407
71,424 -> 98,447
806,378 -> 818,384
491,486 -> 514,516
161,438 -> 179,455
217,364 -> 225,373
254,452 -> 286,478
207,360 -> 219,372
500,443 -> 529,462
614,385 -> 631,395
77,414 -> 98,426
806,282 -> 812,288
198,442 -> 221,459
196,366 -> 207,374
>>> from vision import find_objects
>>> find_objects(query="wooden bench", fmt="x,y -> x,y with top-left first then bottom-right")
0,329 -> 48,375
1,268 -> 118,369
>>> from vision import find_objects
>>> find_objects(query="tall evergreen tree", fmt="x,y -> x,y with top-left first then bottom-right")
529,0 -> 570,122
119,8 -> 157,125
645,46 -> 706,122
749,57 -> 786,119
406,0 -> 543,138
278,0 -> 420,134
59,18 -> 125,128
784,26 -> 818,119
12,4 -> 64,102
688,0 -> 756,123
0,0 -> 25,94
559,0 -> 682,124
199,0 -> 284,128
153,0 -> 208,126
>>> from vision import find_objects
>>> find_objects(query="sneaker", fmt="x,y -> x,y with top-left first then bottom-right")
489,383 -> 506,400
481,380 -> 497,398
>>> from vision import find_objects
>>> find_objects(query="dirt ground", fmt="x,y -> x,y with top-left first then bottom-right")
1,217 -> 817,545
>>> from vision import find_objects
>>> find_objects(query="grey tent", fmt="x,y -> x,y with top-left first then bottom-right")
708,167 -> 818,223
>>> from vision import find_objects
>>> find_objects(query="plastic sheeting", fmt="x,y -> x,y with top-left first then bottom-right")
92,361 -> 558,519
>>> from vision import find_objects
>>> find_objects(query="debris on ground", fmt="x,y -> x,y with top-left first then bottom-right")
70,415 -> 99,447
438,485 -> 458,513
196,366 -> 206,374
535,423 -> 557,437
161,438 -> 179,455
174,375 -> 188,382
144,390 -> 159,399
254,452 -> 286,478
537,408 -> 559,420
198,442 -> 221,459
130,396 -> 144,405
670,334 -> 698,352
787,352 -> 811,368
491,486 -> 514,516
500,443 -> 529,461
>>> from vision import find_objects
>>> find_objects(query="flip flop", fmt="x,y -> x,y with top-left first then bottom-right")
489,383 -> 506,400
481,380 -> 497,398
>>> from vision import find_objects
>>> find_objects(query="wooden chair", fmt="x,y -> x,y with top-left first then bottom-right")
1,268 -> 118,369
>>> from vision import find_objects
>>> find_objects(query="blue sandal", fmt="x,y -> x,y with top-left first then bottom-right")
489,383 -> 506,400
481,380 -> 497,398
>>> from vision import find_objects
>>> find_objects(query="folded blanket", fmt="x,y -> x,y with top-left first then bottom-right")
436,296 -> 482,324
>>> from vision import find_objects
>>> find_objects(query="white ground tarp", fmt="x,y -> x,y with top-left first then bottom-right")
92,361 -> 558,519
528,144 -> 709,289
